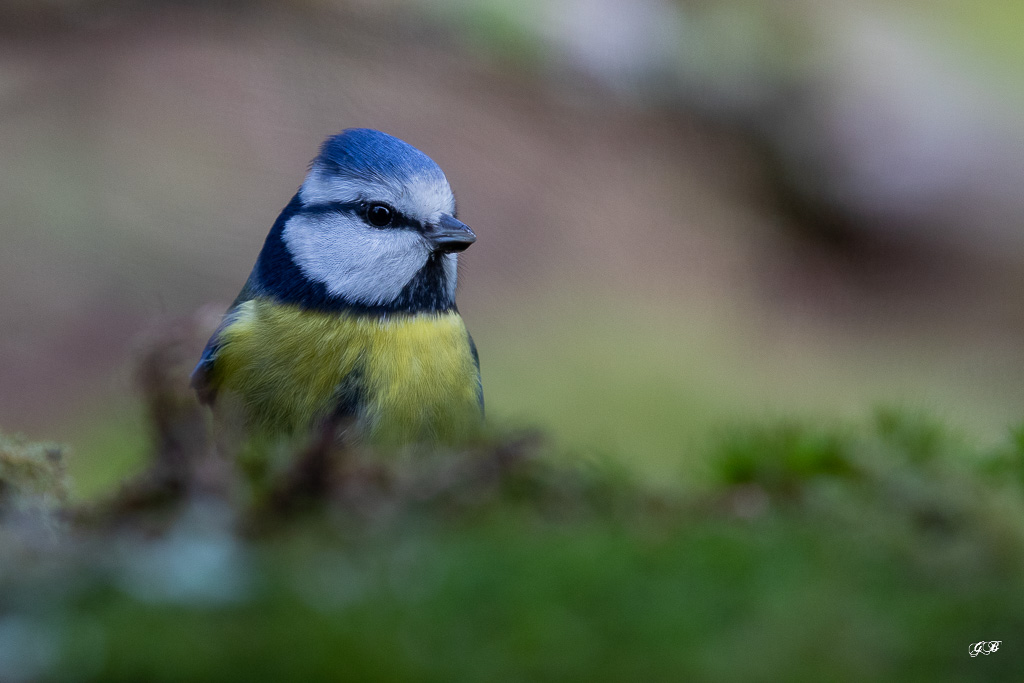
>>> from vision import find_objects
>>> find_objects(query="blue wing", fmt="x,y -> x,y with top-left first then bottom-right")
191,280 -> 257,405
190,332 -> 223,406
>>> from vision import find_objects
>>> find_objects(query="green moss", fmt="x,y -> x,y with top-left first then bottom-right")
6,407 -> 1024,681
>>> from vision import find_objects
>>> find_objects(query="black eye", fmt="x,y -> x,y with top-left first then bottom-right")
366,203 -> 394,227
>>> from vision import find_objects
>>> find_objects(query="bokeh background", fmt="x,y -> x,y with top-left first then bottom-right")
4,0 -> 1024,496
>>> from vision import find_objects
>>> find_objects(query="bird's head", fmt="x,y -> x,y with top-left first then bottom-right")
265,128 -> 475,313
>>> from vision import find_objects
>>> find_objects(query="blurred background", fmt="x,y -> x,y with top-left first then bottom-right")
2,0 -> 1024,496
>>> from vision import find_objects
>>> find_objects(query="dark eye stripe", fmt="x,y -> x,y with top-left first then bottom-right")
298,201 -> 363,217
298,201 -> 419,230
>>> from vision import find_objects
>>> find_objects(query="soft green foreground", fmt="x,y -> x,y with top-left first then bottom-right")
2,407 -> 1024,681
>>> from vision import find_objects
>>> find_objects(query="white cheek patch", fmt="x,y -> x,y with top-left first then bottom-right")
282,213 -> 430,306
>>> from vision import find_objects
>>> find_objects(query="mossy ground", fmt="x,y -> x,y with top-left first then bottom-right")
2,347 -> 1022,682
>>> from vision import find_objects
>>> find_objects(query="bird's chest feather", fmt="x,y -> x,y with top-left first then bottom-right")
214,299 -> 481,442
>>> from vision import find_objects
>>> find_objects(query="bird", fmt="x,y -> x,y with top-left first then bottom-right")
191,129 -> 483,448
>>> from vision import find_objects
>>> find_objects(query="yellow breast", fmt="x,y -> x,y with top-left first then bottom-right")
211,299 -> 482,445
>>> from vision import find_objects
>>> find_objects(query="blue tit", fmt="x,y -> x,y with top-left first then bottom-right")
191,129 -> 483,447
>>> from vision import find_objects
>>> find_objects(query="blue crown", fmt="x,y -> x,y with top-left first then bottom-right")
315,128 -> 443,183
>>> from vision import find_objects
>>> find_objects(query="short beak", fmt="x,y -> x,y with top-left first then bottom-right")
429,214 -> 477,253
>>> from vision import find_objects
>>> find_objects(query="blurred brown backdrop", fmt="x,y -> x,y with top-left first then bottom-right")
2,0 -> 1024,485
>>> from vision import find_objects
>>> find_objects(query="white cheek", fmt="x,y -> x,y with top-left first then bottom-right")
283,213 -> 430,306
